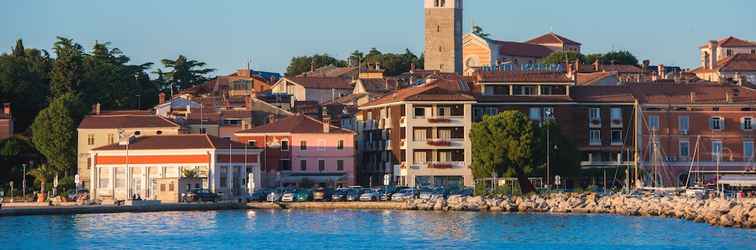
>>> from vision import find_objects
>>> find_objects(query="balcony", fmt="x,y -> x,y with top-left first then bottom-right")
426,162 -> 465,169
412,139 -> 464,149
427,140 -> 452,147
409,116 -> 466,127
427,117 -> 452,123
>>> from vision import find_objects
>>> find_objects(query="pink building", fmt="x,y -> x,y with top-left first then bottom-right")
235,114 -> 356,187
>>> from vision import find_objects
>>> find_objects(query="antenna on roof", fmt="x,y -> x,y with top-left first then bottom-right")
247,57 -> 252,71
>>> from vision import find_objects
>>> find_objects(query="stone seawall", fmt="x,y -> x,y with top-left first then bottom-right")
0,202 -> 246,217
404,193 -> 755,229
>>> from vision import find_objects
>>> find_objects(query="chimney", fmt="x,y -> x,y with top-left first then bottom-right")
238,69 -> 251,78
3,103 -> 10,115
322,108 -> 331,133
725,91 -> 732,103
708,40 -> 719,70
95,103 -> 101,115
658,65 -> 666,80
185,104 -> 191,119
642,60 -> 650,73
245,96 -> 253,111
159,92 -> 166,105
690,92 -> 696,104
574,60 -> 581,73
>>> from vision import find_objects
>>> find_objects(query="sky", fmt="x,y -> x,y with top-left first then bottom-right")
2,0 -> 755,75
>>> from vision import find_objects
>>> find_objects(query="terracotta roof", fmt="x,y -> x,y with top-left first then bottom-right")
79,114 -> 181,129
361,79 -> 476,107
285,77 -> 354,90
526,32 -> 582,46
577,72 -> 617,86
476,71 -> 573,83
298,66 -> 357,78
359,78 -> 398,93
495,41 -> 554,58
600,64 -> 643,73
92,134 -> 248,151
692,54 -> 756,73
624,82 -> 756,104
474,85 -> 635,103
717,37 -> 756,48
235,115 -> 354,134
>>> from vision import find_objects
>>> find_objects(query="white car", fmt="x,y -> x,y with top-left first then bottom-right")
281,192 -> 295,202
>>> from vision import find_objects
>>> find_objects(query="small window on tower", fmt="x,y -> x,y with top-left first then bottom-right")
439,46 -> 443,52
437,25 -> 441,33
440,0 -> 446,7
434,0 -> 439,7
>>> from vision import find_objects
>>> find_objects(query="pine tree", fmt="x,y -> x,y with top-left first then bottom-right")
12,39 -> 25,57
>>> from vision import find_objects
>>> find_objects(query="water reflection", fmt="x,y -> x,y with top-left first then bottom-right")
0,210 -> 753,250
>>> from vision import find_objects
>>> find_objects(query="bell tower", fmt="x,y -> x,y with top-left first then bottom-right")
424,0 -> 463,74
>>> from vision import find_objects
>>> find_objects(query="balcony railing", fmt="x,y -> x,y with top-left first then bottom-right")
427,117 -> 453,123
426,162 -> 465,169
427,140 -> 452,147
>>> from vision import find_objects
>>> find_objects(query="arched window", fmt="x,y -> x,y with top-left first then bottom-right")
434,0 -> 440,7
441,0 -> 446,7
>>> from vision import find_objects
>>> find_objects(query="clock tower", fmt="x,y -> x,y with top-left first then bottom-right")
424,0 -> 463,74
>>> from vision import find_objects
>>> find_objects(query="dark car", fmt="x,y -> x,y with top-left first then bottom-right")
267,188 -> 288,202
183,189 -> 220,203
247,189 -> 271,202
313,188 -> 334,201
295,189 -> 313,202
331,188 -> 349,202
346,188 -> 367,201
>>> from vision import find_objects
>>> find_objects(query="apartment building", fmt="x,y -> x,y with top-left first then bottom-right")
234,114 -> 357,188
358,77 -> 476,188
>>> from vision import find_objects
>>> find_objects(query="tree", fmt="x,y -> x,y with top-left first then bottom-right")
0,40 -> 51,131
160,55 -> 214,92
285,54 -> 346,76
0,136 -> 41,185
353,48 -> 422,76
470,111 -> 538,194
535,121 -> 582,182
540,52 -> 586,65
80,42 -> 158,109
585,53 -> 603,64
31,93 -> 88,176
600,51 -> 639,66
50,37 -> 84,98
28,163 -> 56,199
472,25 -> 490,38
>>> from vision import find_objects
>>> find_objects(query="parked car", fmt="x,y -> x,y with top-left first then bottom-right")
281,190 -> 297,202
183,189 -> 220,203
295,189 -> 313,202
247,189 -> 271,202
380,186 -> 407,201
266,189 -> 286,202
391,188 -> 418,201
359,188 -> 382,201
331,188 -> 349,202
313,188 -> 334,201
346,188 -> 367,201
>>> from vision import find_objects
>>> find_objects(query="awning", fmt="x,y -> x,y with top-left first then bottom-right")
719,175 -> 756,187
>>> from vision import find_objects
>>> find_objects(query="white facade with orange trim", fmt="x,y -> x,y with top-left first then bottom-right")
89,146 -> 262,202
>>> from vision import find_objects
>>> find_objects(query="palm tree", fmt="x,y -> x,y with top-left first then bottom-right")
27,164 -> 56,202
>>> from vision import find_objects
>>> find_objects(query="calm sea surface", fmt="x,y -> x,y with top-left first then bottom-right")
0,209 -> 753,250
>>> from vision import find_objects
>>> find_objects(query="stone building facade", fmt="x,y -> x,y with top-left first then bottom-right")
424,0 -> 463,74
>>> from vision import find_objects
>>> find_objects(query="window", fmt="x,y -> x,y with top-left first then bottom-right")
712,140 -> 722,161
610,129 -> 622,145
337,160 -> 344,171
648,115 -> 660,130
246,140 -> 256,147
160,184 -> 166,192
743,117 -> 753,130
168,182 -> 174,192
679,140 -> 690,158
438,151 -> 452,162
107,134 -> 114,144
414,107 -> 426,118
610,108 -> 622,121
589,108 -> 601,121
513,85 -> 536,96
745,141 -> 754,161
219,166 -> 228,188
280,159 -> 291,171
751,49 -> 755,54
726,49 -> 733,57
318,160 -> 325,172
543,107 -> 555,120
98,167 -> 110,189
710,117 -> 724,131
679,116 -> 690,133
414,128 -> 427,141
87,134 -> 95,145
115,168 -> 125,188
589,130 -> 601,145
281,140 -> 289,151
438,106 -> 451,117
414,151 -> 428,164
300,160 -> 307,171
529,107 -> 542,121
337,140 -> 344,150
438,129 -> 452,140
492,85 -> 509,96
300,140 -> 307,150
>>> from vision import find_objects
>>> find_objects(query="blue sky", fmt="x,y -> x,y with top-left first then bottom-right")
2,0 -> 755,75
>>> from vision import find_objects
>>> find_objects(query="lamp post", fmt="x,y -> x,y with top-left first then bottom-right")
136,94 -> 141,110
22,163 -> 26,201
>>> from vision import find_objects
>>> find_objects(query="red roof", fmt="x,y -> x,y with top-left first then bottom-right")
692,53 -> 756,73
718,37 -> 756,48
79,113 -> 181,129
495,41 -> 554,58
92,134 -> 248,151
526,32 -> 582,46
235,115 -> 354,134
577,72 -> 617,86
285,76 -> 354,90
361,79 -> 476,107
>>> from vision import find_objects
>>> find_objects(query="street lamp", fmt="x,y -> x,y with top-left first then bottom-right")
136,94 -> 141,110
22,163 -> 26,201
